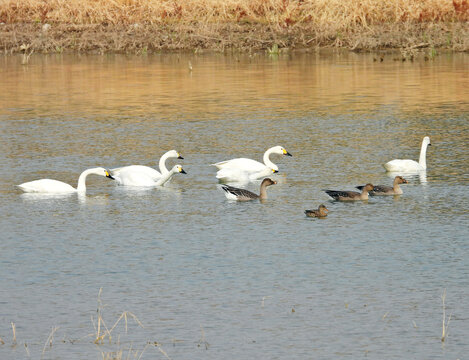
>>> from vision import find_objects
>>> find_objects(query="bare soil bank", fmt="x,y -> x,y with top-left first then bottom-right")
1,22 -> 468,54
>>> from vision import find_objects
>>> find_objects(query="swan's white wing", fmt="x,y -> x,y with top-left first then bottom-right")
384,159 -> 422,172
114,171 -> 157,187
17,179 -> 76,193
212,158 -> 267,172
111,165 -> 161,181
215,168 -> 250,182
216,166 -> 273,182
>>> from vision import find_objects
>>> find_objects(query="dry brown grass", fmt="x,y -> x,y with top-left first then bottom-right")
1,0 -> 467,26
0,0 -> 468,52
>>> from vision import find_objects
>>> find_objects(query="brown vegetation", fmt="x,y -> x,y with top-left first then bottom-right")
0,0 -> 468,52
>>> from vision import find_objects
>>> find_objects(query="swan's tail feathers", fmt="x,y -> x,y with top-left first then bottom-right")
16,184 -> 29,192
211,160 -> 228,169
109,168 -> 124,178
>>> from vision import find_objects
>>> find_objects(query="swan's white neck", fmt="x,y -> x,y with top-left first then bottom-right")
154,168 -> 176,186
76,168 -> 98,192
159,151 -> 172,175
263,147 -> 278,169
418,141 -> 429,169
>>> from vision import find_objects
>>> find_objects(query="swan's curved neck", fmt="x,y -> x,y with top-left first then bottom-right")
263,148 -> 277,169
154,169 -> 175,186
159,152 -> 172,175
418,141 -> 428,169
76,168 -> 96,192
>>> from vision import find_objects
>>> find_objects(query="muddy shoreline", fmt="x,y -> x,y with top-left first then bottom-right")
1,22 -> 468,54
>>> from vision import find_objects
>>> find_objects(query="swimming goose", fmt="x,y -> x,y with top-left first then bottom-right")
324,184 -> 374,201
356,176 -> 408,195
384,136 -> 431,172
221,178 -> 277,201
111,150 -> 183,183
17,167 -> 115,193
305,204 -> 329,218
111,165 -> 186,187
212,146 -> 292,182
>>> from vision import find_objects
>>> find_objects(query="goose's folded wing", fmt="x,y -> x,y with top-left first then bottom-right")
222,185 -> 257,198
371,185 -> 392,193
325,190 -> 356,198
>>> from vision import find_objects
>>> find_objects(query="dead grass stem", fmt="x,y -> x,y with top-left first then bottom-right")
441,289 -> 452,342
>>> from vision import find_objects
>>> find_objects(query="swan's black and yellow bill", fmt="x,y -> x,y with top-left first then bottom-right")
105,170 -> 115,180
272,169 -> 279,173
177,153 -> 184,159
180,168 -> 187,174
283,149 -> 292,156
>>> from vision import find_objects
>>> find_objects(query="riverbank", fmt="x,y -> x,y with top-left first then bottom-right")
1,0 -> 468,53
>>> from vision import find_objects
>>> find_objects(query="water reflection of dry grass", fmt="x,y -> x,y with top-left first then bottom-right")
0,0 -> 468,52
1,53 -> 467,121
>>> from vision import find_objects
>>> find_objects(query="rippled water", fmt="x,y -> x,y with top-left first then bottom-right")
0,52 -> 468,359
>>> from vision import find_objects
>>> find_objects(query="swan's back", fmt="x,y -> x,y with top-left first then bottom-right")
215,167 -> 273,183
212,158 -> 266,172
17,179 -> 76,193
383,159 -> 422,172
112,165 -> 161,179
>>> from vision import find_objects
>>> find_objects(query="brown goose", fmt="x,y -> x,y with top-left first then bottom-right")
356,176 -> 408,195
324,183 -> 374,201
305,204 -> 329,218
221,178 -> 277,201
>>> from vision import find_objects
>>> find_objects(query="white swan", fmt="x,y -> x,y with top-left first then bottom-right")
111,165 -> 186,187
383,136 -> 431,172
111,150 -> 183,182
212,145 -> 292,182
17,167 -> 114,193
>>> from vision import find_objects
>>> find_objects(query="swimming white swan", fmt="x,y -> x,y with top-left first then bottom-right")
383,136 -> 431,172
17,167 -> 115,193
212,145 -> 292,182
111,150 -> 183,182
111,165 -> 186,187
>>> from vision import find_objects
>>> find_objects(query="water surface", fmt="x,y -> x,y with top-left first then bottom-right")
0,52 -> 468,359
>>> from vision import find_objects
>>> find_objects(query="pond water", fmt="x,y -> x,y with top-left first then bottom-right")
0,51 -> 468,359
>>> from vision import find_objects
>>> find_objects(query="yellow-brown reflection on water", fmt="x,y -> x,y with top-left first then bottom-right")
1,52 -> 468,120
